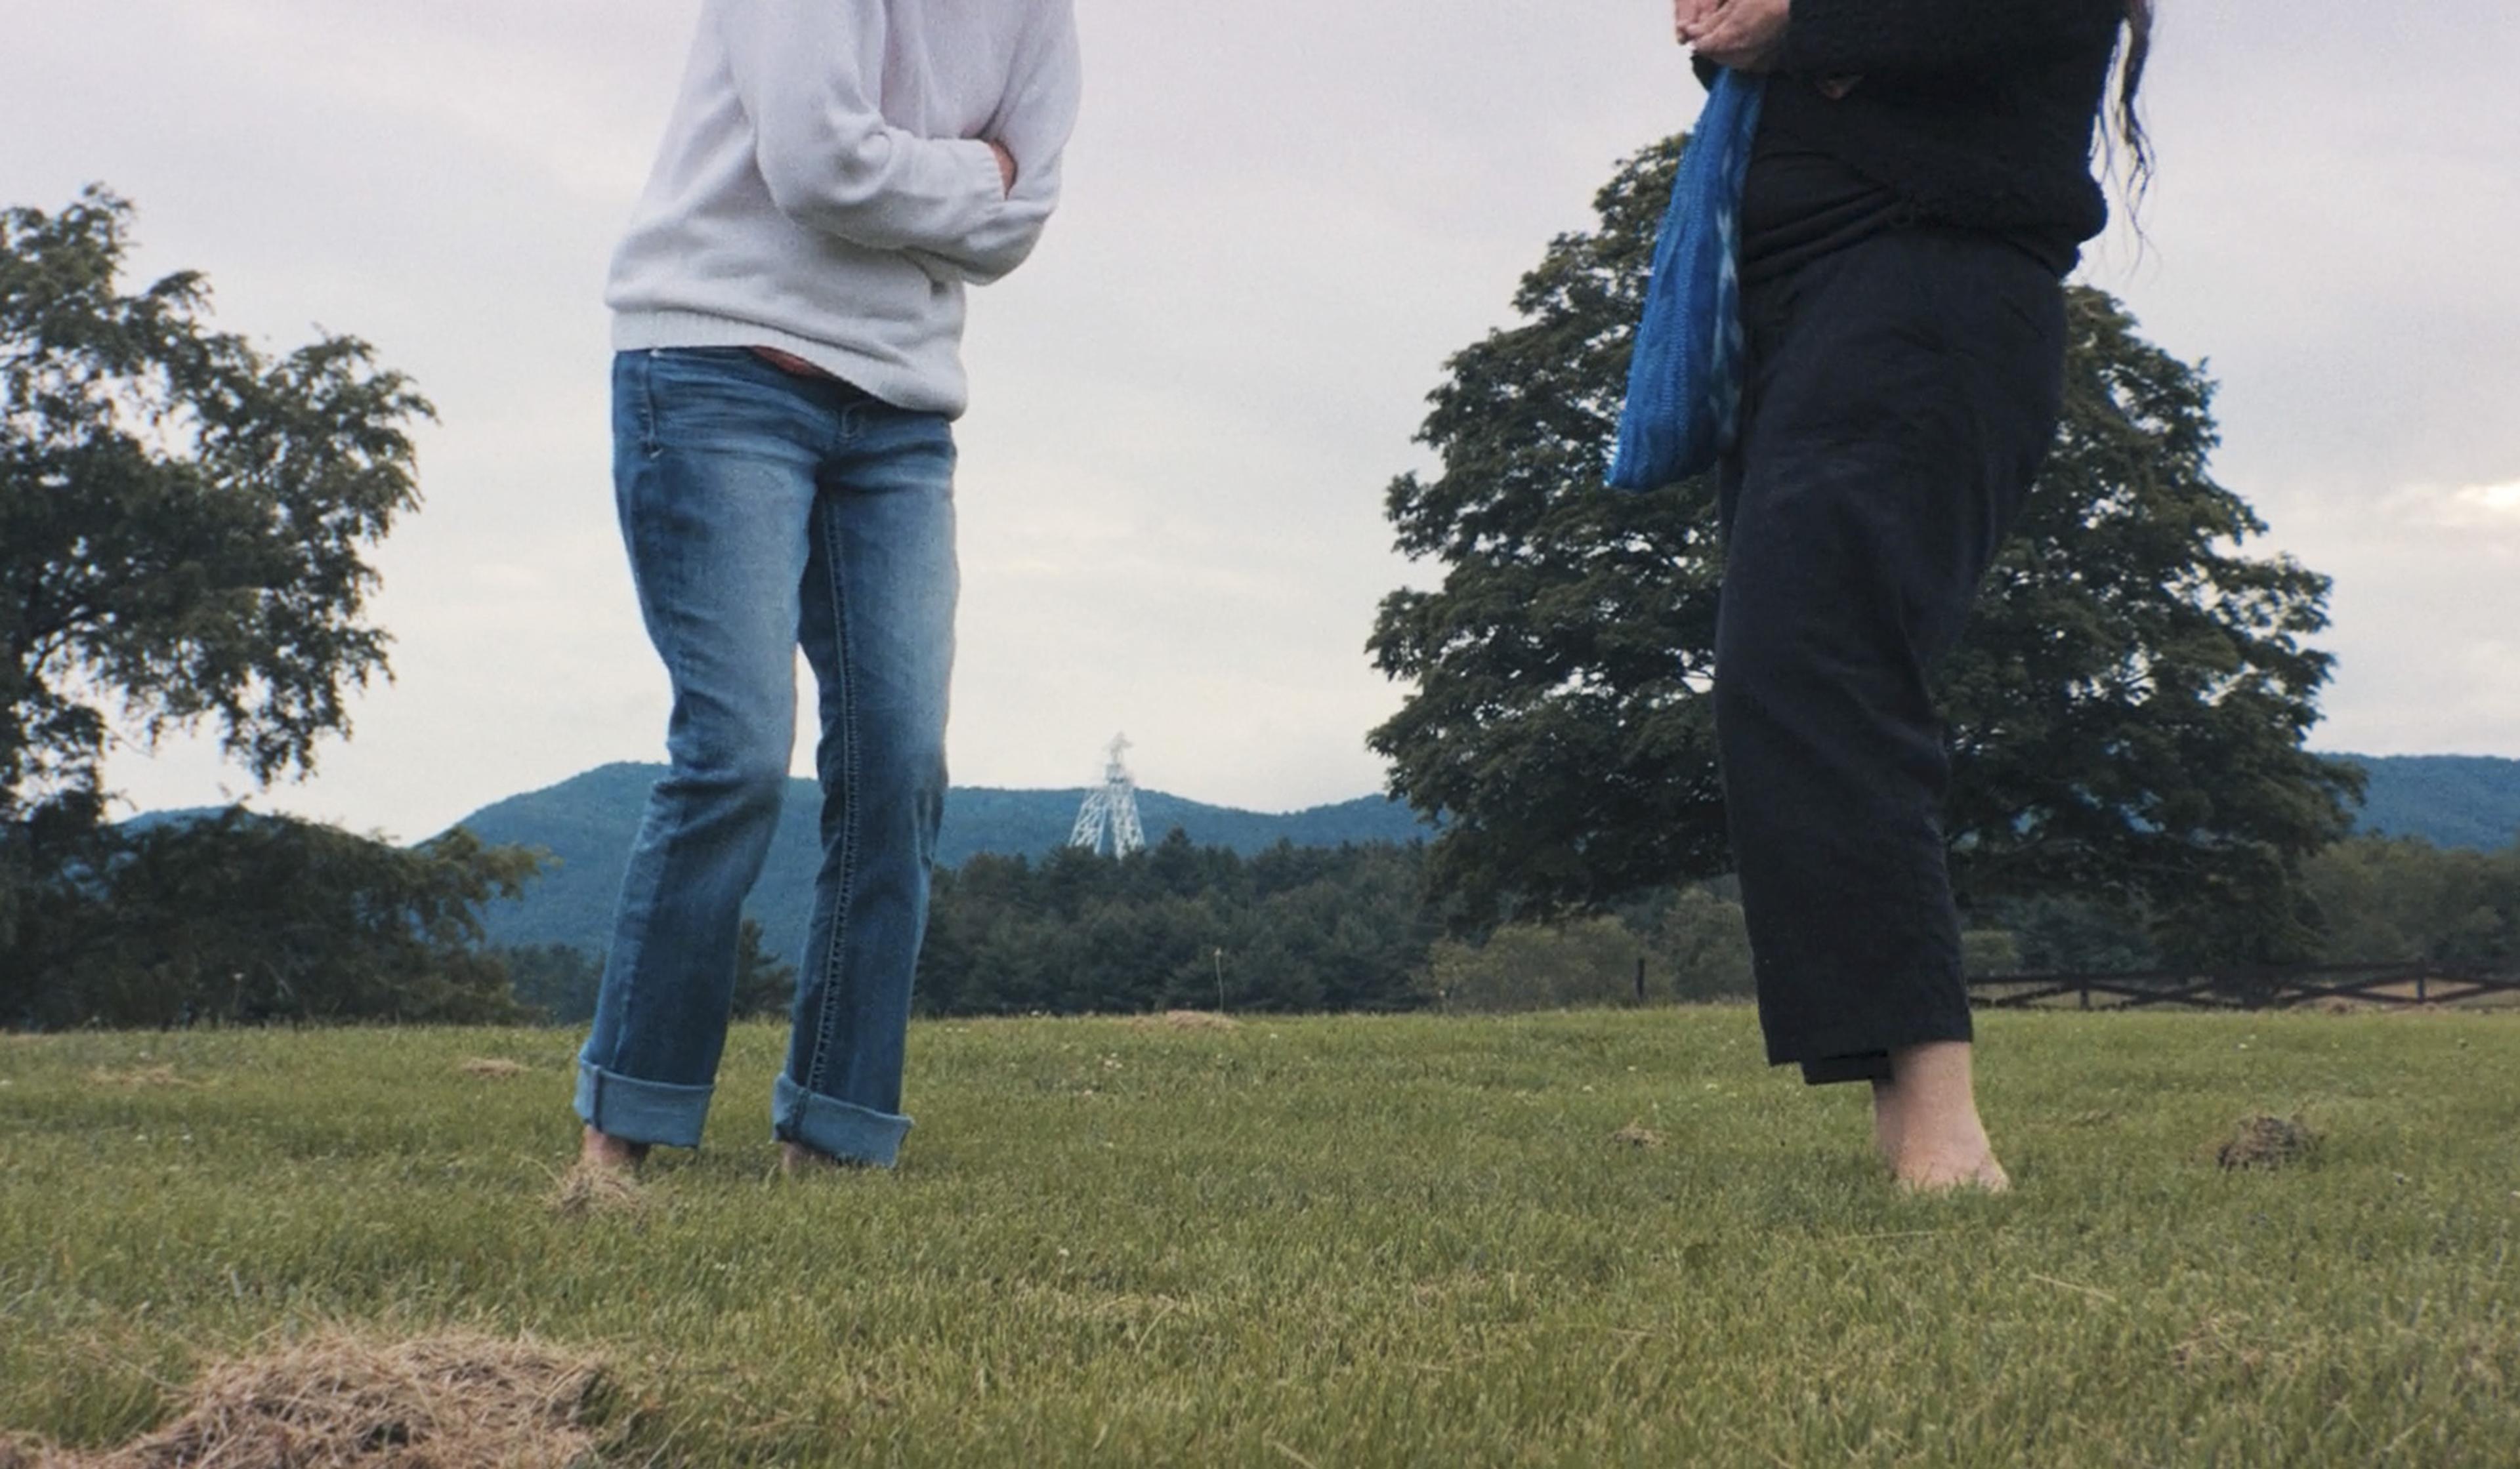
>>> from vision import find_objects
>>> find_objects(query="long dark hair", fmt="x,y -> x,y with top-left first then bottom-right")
2116,0 -> 2155,201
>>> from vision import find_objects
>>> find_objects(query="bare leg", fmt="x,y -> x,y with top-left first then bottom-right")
579,1125 -> 650,1173
1885,1042 -> 2008,1193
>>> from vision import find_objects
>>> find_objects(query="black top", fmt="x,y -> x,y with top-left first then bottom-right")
1738,125 -> 1908,286
1704,0 -> 2124,274
1739,91 -> 2082,284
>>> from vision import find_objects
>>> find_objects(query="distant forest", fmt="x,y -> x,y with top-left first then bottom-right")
455,763 -> 1432,972
16,753 -> 2513,1031
459,754 -> 2520,975
499,823 -> 2520,1029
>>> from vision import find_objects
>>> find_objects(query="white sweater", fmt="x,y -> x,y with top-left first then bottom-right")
607,0 -> 1082,418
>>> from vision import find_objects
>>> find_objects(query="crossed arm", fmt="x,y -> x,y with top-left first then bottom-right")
715,0 -> 1078,284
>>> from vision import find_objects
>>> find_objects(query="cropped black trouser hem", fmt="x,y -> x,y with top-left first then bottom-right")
1713,225 -> 2065,1086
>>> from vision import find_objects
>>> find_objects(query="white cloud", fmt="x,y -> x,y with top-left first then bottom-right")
2372,480 -> 2520,535
2451,482 -> 2520,521
2275,482 -> 2520,758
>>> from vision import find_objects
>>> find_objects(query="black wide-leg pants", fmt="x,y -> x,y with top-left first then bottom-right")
1713,226 -> 2066,1085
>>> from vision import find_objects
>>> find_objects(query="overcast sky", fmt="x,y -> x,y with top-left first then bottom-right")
5,1 -> 2516,840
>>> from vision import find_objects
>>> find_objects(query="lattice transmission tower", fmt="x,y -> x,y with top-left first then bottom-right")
1068,734 -> 1148,857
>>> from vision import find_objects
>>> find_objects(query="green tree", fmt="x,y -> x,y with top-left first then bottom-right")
5,811 -> 537,1028
505,942 -> 606,1025
2,188 -> 430,931
914,840 -> 1439,1017
1367,137 -> 2360,962
1647,884 -> 1754,1001
730,916 -> 799,1020
0,188 -> 556,1027
1984,894 -> 2160,974
2303,835 -> 2520,967
1421,917 -> 1655,1014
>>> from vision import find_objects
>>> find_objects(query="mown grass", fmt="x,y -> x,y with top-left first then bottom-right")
1,1008 -> 2514,1466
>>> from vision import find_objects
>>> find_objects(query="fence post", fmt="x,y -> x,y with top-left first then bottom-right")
2080,977 -> 2091,1011
2417,970 -> 2429,1004
1635,957 -> 1647,1004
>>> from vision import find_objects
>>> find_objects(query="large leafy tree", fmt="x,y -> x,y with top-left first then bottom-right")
1368,138 -> 2361,962
0,189 -> 542,1021
1,188 -> 427,869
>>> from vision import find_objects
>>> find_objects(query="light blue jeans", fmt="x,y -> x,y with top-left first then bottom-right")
576,347 -> 957,1167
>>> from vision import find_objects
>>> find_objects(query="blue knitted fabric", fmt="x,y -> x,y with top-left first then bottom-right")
1608,70 -> 1766,491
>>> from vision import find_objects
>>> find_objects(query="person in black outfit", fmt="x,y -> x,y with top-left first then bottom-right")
1674,0 -> 2152,1190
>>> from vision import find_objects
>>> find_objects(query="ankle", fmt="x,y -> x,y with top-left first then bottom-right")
779,1140 -> 860,1174
1883,1041 -> 2006,1188
581,1126 -> 650,1170
1886,1043 -> 1982,1127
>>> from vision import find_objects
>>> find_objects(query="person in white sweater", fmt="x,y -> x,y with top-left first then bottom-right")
576,0 -> 1082,1176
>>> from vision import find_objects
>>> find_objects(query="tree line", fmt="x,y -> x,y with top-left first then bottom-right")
477,827 -> 2520,1027
7,814 -> 2517,1031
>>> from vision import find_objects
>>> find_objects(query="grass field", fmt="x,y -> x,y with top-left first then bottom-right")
3,1007 -> 2515,1466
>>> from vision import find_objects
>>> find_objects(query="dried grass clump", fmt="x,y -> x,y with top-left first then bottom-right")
18,1331 -> 604,1468
1608,1122 -> 1667,1149
457,1058 -> 532,1079
2217,1114 -> 2320,1170
551,1161 -> 648,1219
85,1066 -> 190,1090
1125,1010 -> 1240,1033
2170,1314 -> 2270,1376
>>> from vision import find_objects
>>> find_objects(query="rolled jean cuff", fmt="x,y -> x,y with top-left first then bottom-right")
576,1059 -> 714,1149
774,1073 -> 912,1169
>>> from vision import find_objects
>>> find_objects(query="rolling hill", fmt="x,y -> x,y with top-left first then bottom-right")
2342,754 -> 2520,852
455,763 -> 1431,967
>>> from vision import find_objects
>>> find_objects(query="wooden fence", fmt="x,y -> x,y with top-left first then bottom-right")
1968,961 -> 2520,1012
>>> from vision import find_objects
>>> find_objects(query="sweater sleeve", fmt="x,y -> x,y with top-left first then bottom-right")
1782,0 -> 2124,79
904,5 -> 1083,285
713,0 -> 1026,260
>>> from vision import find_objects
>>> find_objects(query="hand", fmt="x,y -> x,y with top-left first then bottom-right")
988,141 -> 1017,196
1682,0 -> 1790,72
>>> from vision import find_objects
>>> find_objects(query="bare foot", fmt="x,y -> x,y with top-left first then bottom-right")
1899,1145 -> 2011,1193
778,1140 -> 867,1176
579,1125 -> 650,1174
1885,1042 -> 2010,1193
